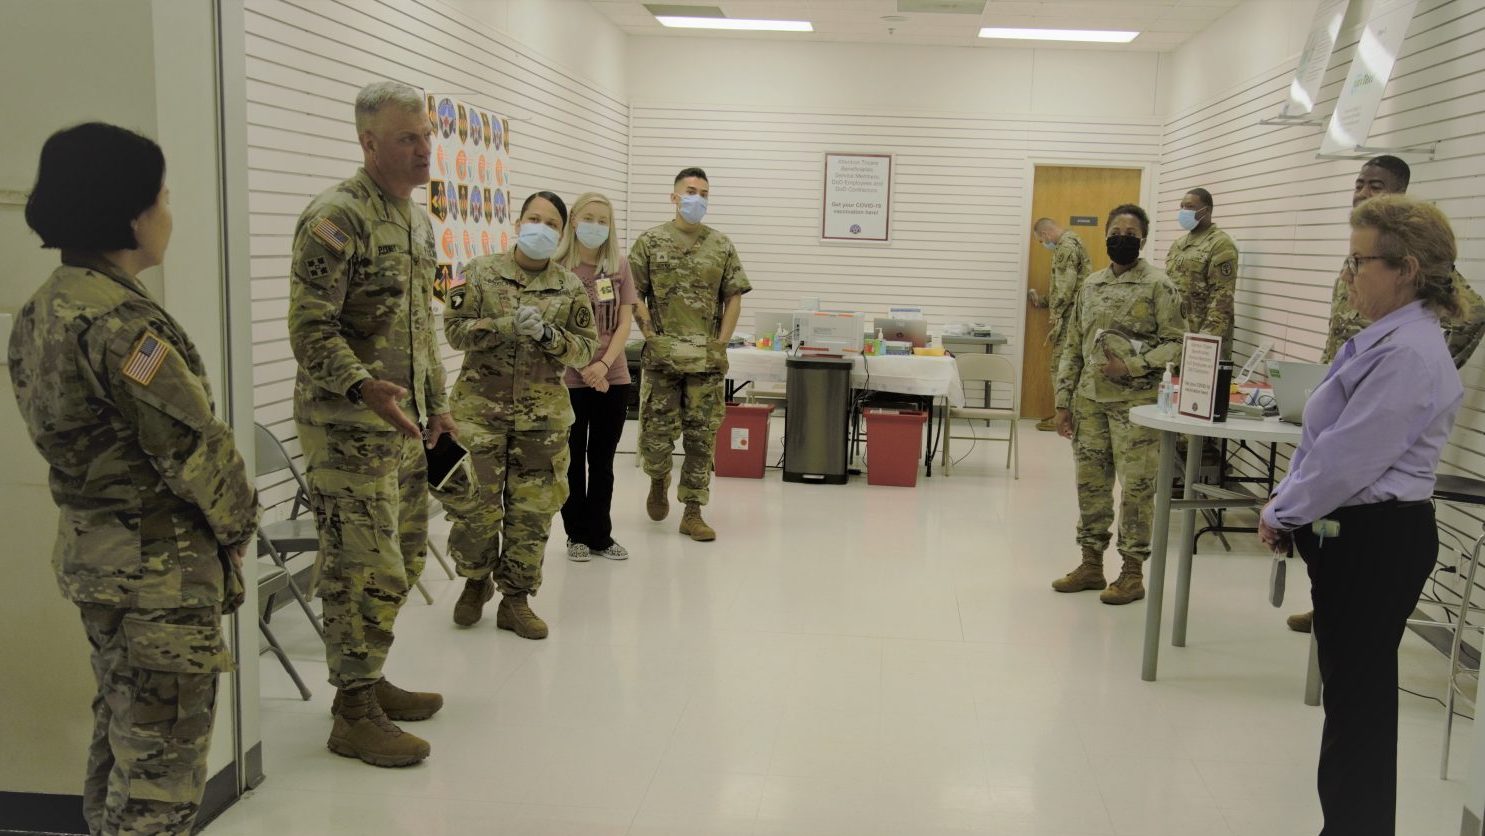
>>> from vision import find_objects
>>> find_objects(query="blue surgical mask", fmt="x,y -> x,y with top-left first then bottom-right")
1177,208 -> 1201,231
516,223 -> 559,260
1041,240 -> 1057,251
677,193 -> 708,224
575,221 -> 610,248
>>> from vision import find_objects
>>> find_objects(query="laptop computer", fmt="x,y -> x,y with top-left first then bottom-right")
873,317 -> 929,348
1268,360 -> 1329,424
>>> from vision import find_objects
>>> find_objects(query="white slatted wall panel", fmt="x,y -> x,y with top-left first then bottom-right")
1154,0 -> 1485,608
627,104 -> 1163,405
244,0 -> 628,504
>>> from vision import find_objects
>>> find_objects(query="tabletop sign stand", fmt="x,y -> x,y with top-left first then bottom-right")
1177,334 -> 1222,421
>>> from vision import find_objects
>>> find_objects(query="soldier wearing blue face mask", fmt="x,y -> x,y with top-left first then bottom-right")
437,190 -> 598,639
1164,188 -> 1238,359
630,167 -> 751,542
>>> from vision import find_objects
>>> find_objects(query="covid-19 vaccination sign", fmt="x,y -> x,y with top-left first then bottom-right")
822,152 -> 892,242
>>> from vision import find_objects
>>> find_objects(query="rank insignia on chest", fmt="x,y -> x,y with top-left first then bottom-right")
450,289 -> 466,310
305,256 -> 329,279
574,304 -> 593,329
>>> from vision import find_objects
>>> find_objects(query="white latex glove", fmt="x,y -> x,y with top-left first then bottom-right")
514,305 -> 545,339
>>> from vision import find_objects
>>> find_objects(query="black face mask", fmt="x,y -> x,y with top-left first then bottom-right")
1106,233 -> 1142,266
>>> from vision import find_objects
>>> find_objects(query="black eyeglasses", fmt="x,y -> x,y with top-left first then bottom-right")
1343,255 -> 1392,274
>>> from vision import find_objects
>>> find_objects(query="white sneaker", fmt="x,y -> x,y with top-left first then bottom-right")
592,542 -> 629,560
566,540 -> 591,562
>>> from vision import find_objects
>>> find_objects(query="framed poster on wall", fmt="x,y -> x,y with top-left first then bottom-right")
426,92 -> 514,301
822,152 -> 892,242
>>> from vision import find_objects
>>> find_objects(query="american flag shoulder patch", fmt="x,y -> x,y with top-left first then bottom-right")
122,330 -> 171,387
309,216 -> 350,255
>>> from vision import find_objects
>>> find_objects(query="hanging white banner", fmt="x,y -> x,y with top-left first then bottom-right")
1278,0 -> 1352,119
1319,0 -> 1420,155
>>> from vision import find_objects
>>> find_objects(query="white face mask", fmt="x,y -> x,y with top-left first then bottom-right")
575,221 -> 610,248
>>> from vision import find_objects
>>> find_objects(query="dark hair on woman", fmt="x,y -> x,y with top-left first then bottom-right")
25,122 -> 165,251
675,167 -> 709,185
1106,203 -> 1150,238
519,190 -> 568,228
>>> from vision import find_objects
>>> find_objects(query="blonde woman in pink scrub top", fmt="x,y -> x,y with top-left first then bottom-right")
553,192 -> 638,560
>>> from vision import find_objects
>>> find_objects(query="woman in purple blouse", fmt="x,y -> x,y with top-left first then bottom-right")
1260,195 -> 1465,836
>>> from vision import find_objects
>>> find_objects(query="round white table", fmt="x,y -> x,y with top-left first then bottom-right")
1128,405 -> 1304,683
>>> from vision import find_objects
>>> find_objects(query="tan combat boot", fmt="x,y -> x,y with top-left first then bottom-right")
329,678 -> 444,722
646,477 -> 670,521
1052,548 -> 1106,593
1287,610 -> 1314,633
327,685 -> 430,767
496,594 -> 548,639
1100,556 -> 1146,605
453,576 -> 495,627
678,502 -> 716,541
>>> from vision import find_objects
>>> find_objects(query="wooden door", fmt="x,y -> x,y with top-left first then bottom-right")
1021,165 -> 1143,418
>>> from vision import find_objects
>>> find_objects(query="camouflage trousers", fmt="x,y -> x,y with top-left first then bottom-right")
77,603 -> 232,836
297,424 -> 428,690
1071,395 -> 1161,562
639,368 -> 725,505
434,421 -> 569,596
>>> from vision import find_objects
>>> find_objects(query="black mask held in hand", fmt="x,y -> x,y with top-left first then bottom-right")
1106,233 -> 1142,266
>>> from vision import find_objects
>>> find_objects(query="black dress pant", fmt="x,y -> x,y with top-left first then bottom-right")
1296,500 -> 1437,836
561,384 -> 630,550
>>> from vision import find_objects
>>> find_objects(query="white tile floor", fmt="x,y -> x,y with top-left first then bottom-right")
208,419 -> 1472,835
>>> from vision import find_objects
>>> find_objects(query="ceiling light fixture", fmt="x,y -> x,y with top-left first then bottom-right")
656,16 -> 813,32
978,27 -> 1138,43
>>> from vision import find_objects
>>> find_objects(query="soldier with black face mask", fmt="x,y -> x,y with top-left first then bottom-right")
1051,204 -> 1185,606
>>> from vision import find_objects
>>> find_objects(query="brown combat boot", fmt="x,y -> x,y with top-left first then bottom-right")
1052,548 -> 1106,592
647,477 -> 670,521
327,685 -> 430,767
496,594 -> 548,639
329,678 -> 444,722
1287,610 -> 1314,633
1035,416 -> 1058,432
453,576 -> 495,627
1100,556 -> 1146,605
678,502 -> 716,541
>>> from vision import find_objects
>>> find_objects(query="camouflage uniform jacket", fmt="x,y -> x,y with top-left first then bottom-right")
629,222 -> 751,373
289,167 -> 448,429
1056,259 -> 1185,408
445,251 -> 597,430
1321,264 -> 1485,368
8,256 -> 258,608
1047,231 -> 1092,347
1165,225 -> 1238,348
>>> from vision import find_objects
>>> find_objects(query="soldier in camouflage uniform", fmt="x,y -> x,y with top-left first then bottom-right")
631,167 -> 751,541
1165,188 -> 1239,359
9,123 -> 257,835
1052,204 -> 1185,605
436,190 -> 596,639
289,82 -> 454,767
1029,218 -> 1092,430
1286,155 -> 1485,635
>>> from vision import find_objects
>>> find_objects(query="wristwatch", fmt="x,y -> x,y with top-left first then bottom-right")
346,379 -> 368,404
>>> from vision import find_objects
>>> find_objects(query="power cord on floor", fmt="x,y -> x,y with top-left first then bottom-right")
1399,685 -> 1473,721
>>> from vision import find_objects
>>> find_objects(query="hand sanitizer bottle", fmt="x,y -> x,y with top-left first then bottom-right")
1158,363 -> 1174,414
